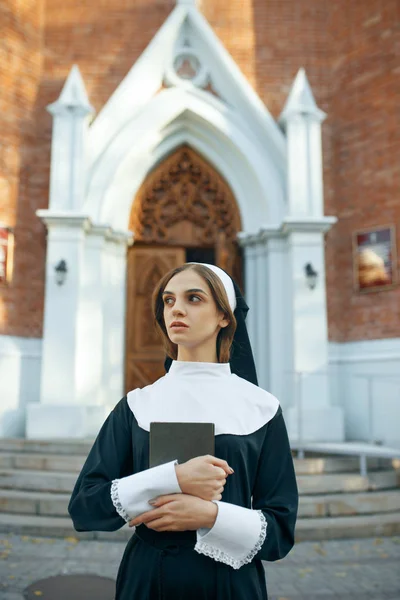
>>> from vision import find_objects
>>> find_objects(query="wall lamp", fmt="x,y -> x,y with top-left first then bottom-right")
304,262 -> 318,290
55,259 -> 68,285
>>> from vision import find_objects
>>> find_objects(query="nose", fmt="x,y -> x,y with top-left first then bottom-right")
172,300 -> 186,316
172,304 -> 186,316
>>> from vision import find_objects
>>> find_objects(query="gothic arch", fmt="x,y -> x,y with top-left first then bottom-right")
129,145 -> 242,248
125,146 -> 243,391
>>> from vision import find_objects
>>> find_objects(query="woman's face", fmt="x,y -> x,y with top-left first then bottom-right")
162,269 -> 229,353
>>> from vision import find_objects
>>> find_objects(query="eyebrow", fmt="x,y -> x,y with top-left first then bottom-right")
162,288 -> 208,296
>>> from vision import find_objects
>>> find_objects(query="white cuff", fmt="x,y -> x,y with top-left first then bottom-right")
111,460 -> 181,521
195,502 -> 267,569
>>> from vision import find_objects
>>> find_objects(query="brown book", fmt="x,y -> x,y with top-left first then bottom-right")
149,422 -> 215,468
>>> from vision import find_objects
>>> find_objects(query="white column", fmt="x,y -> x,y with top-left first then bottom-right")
25,215 -> 116,439
35,213 -> 89,405
264,232 -> 290,404
47,65 -> 94,212
284,225 -> 344,442
238,232 -> 270,390
242,241 -> 258,361
75,225 -> 109,407
253,235 -> 268,390
279,67 -> 326,219
101,231 -> 132,408
278,68 -> 344,442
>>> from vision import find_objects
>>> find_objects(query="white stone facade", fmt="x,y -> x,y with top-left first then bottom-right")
1,1 -> 398,446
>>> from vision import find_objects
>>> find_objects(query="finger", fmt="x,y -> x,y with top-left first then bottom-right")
129,507 -> 163,527
213,467 -> 227,479
149,494 -> 179,508
209,457 -> 234,474
216,478 -> 227,487
145,517 -> 170,531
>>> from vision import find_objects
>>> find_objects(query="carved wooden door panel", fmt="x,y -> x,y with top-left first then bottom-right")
215,231 -> 244,293
125,245 -> 186,393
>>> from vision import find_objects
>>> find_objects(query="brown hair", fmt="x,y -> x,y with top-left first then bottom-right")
152,264 -> 237,363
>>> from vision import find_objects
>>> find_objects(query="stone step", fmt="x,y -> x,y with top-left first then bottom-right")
1,467 -> 398,495
0,448 -> 393,476
0,512 -> 132,542
0,469 -> 77,493
0,510 -> 399,543
293,456 -> 389,475
0,452 -> 85,472
0,439 -> 93,456
299,489 -> 400,518
0,489 -> 70,517
1,488 -> 399,520
297,469 -> 399,495
295,511 -> 400,541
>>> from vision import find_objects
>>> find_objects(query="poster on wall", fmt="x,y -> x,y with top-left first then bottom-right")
353,225 -> 397,293
0,227 -> 13,284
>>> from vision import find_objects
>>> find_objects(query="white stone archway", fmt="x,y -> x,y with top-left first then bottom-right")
26,1 -> 344,443
84,87 -> 285,231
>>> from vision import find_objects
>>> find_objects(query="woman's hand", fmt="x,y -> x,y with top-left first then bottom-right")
128,494 -> 218,532
175,455 -> 233,501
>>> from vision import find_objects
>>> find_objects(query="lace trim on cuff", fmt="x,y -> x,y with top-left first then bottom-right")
194,510 -> 267,570
111,479 -> 131,522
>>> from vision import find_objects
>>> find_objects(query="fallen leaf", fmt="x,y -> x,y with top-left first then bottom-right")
33,591 -> 43,596
297,568 -> 313,578
374,538 -> 383,545
64,536 -> 79,544
335,572 -> 347,577
380,553 -> 389,558
8,576 -> 15,579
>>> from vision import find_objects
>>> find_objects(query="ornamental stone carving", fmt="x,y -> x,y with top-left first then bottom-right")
129,146 -> 242,247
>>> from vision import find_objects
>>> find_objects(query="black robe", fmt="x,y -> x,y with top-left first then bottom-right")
68,397 -> 298,599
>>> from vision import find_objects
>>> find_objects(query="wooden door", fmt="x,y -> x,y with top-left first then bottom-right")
216,231 -> 244,294
125,245 -> 186,393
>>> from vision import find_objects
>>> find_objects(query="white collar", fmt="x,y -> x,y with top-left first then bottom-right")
168,360 -> 231,379
127,360 -> 279,436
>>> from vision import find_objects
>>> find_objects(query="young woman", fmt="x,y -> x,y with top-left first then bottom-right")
68,262 -> 298,600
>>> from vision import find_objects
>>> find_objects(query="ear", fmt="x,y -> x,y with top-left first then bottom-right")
219,314 -> 230,329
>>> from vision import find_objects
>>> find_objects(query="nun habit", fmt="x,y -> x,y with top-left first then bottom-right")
68,264 -> 298,600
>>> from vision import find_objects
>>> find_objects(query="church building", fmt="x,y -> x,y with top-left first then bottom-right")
1,0 -> 399,447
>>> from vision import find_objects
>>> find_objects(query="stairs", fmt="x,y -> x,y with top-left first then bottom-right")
0,439 -> 399,542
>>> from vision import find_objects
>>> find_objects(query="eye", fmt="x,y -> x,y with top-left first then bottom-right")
164,297 -> 173,305
189,295 -> 201,302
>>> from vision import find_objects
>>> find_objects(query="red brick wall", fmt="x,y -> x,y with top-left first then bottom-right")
1,0 -> 399,343
325,0 -> 400,342
0,0 -> 46,337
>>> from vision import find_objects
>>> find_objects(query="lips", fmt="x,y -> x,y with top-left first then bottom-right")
170,322 -> 189,328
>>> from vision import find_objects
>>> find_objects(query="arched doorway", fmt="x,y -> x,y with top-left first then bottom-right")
125,146 -> 243,392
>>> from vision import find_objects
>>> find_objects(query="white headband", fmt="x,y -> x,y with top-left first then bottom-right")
187,263 -> 237,312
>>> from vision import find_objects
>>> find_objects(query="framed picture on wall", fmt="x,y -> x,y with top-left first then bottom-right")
0,226 -> 14,284
353,225 -> 397,293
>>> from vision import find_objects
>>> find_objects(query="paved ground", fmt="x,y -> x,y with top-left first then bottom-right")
0,533 -> 399,599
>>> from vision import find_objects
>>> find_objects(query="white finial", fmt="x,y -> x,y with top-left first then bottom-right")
48,65 -> 94,116
279,68 -> 325,124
